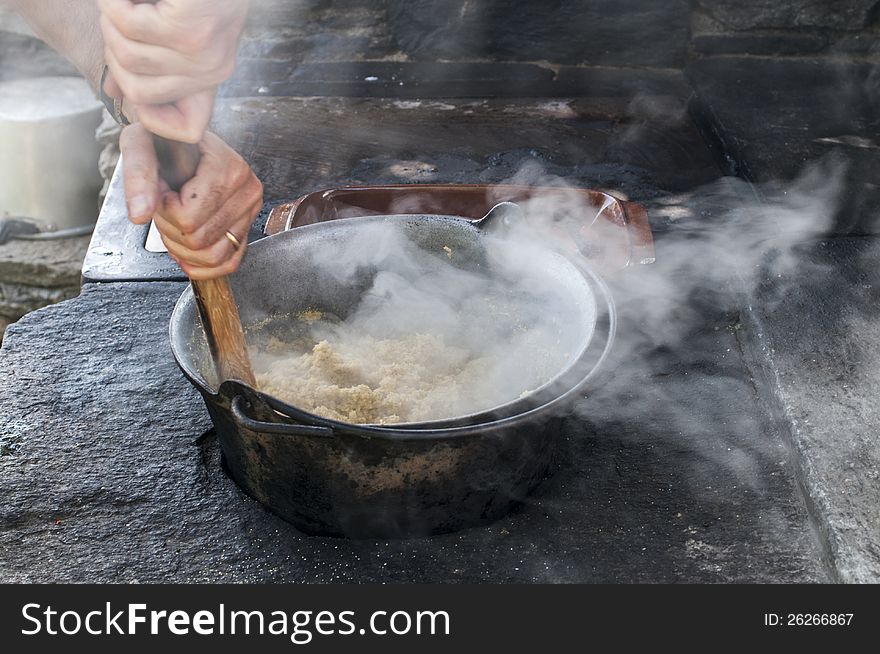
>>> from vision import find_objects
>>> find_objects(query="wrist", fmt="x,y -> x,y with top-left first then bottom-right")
99,66 -> 132,126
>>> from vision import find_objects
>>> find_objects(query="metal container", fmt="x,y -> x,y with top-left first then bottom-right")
170,210 -> 617,538
0,77 -> 104,233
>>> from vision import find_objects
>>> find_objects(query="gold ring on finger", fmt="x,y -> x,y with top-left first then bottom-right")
225,230 -> 242,251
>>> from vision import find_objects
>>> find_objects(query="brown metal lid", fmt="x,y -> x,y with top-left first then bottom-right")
265,184 -> 654,274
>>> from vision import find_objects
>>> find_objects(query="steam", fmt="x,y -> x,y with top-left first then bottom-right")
624,157 -> 842,328
248,215 -> 596,423
534,155 -> 847,508
245,149 -> 847,431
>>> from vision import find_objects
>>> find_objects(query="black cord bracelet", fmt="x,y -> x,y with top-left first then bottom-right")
99,65 -> 131,127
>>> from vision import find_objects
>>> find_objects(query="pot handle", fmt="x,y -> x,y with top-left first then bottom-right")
231,395 -> 335,437
620,200 -> 655,266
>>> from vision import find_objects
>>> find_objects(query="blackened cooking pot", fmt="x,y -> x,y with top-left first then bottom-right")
170,207 -> 617,538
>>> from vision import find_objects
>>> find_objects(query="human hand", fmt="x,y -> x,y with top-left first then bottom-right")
121,123 -> 263,279
98,0 -> 249,143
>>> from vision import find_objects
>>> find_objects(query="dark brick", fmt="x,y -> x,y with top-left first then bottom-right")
698,0 -> 879,31
692,31 -> 829,55
385,0 -> 691,68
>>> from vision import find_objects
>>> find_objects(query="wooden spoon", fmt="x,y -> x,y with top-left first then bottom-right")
121,0 -> 255,387
152,138 -> 256,387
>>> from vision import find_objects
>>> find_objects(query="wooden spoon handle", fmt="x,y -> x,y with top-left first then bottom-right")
152,137 -> 201,191
153,136 -> 257,387
190,275 -> 256,386
116,0 -> 256,387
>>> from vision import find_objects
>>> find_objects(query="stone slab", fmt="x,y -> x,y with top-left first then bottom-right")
211,95 -> 715,202
0,236 -> 90,288
224,61 -> 691,101
383,0 -> 691,68
231,0 -> 690,74
0,235 -> 89,325
747,237 -> 880,583
690,7 -> 880,56
0,277 -> 827,582
687,56 -> 880,234
697,0 -> 878,31
692,31 -> 829,56
831,27 -> 880,53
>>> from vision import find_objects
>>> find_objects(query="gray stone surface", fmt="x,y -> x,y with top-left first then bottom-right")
0,277 -> 827,582
233,0 -> 691,73
383,0 -> 691,68
748,237 -> 880,582
239,0 -> 392,66
209,94 -> 716,203
0,281 -> 78,324
688,54 -> 880,582
0,237 -> 89,288
698,0 -> 879,31
0,236 -> 89,326
692,30 -> 829,56
690,11 -> 830,55
687,57 -> 880,234
691,6 -> 880,56
831,26 -> 880,53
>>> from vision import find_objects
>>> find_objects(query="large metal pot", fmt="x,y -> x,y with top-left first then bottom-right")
170,209 -> 616,538
0,77 -> 103,234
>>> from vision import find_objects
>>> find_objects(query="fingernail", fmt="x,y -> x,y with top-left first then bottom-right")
128,195 -> 151,219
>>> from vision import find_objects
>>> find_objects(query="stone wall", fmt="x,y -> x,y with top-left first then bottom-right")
0,0 -> 877,337
235,0 -> 692,79
382,0 -> 692,68
236,0 -> 880,73
699,0 -> 876,31
692,0 -> 880,56
4,1 -> 879,83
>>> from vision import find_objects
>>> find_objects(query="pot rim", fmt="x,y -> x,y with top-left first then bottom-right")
224,300 -> 614,441
170,213 -> 617,434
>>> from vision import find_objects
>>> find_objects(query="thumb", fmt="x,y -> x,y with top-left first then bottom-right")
119,123 -> 161,224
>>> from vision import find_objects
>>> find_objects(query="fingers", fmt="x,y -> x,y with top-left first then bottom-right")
119,123 -> 161,223
156,132 -> 259,234
149,130 -> 264,279
104,46 -> 215,106
99,0 -> 244,144
101,13 -> 234,81
121,123 -> 263,279
156,180 -> 262,251
134,90 -> 216,144
156,210 -> 252,272
97,0 -> 178,47
158,207 -> 255,280
99,0 -> 246,55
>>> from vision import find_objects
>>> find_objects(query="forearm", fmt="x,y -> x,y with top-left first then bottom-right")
6,0 -> 105,90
